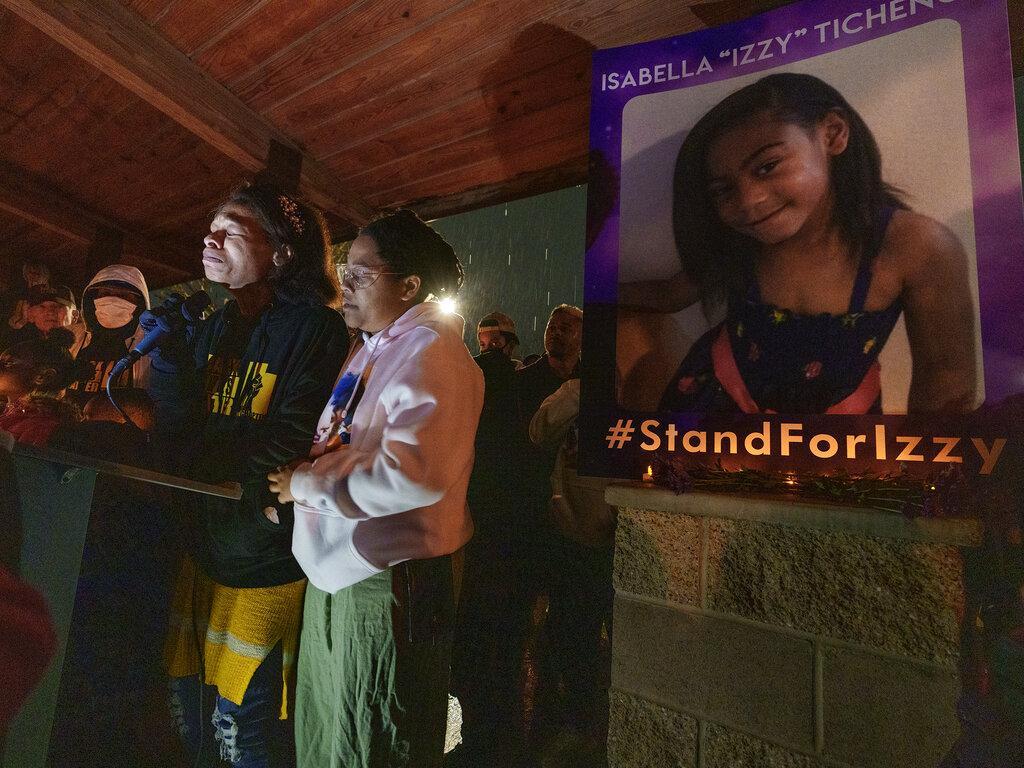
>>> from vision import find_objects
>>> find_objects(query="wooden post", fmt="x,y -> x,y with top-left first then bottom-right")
254,139 -> 303,194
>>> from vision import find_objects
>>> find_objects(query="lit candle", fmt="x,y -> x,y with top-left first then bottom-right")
642,465 -> 653,482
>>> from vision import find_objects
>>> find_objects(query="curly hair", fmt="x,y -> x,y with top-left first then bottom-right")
217,182 -> 341,307
673,72 -> 905,309
358,209 -> 464,301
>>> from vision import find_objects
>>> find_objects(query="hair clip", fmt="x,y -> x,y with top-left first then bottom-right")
278,195 -> 304,235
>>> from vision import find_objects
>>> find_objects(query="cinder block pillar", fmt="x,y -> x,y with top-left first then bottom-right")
605,483 -> 979,768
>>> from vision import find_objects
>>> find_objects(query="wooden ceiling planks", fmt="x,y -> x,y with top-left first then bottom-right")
403,145 -> 590,223
123,154 -> 242,234
48,115 -> 180,205
123,0 -> 175,22
308,22 -> 593,161
3,0 -> 280,172
21,77 -> 132,179
0,8 -> 227,287
3,0 -> 376,225
0,156 -> 193,287
151,0 -> 269,58
0,0 -> 1019,290
0,207 -> 84,268
50,105 -> 180,201
320,48 -> 591,180
195,1 -> 377,88
0,7 -> 55,88
283,0 -> 710,220
140,191 -> 227,240
380,128 -> 588,210
543,0 -> 705,48
341,93 -> 591,202
0,29 -> 91,142
86,137 -> 236,226
234,0 -> 478,115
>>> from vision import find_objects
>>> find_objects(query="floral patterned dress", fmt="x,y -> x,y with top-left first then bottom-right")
660,210 -> 902,415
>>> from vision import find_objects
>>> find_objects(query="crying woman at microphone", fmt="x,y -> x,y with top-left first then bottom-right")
142,181 -> 349,767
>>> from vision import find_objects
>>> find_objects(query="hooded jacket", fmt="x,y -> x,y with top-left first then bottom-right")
150,297 -> 349,588
290,301 -> 484,594
67,265 -> 152,403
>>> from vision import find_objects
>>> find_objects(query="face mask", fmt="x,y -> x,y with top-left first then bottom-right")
93,296 -> 137,329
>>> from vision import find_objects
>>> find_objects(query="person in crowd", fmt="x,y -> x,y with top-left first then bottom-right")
5,260 -> 51,332
452,305 -> 583,766
476,310 -> 522,366
145,181 -> 349,767
517,305 -> 582,422
65,264 -> 152,409
529,371 -> 616,763
619,72 -> 977,415
267,209 -> 483,768
471,312 -> 522,478
463,309 -> 521,546
511,304 -> 589,760
451,311 -> 526,765
1,283 -> 78,353
0,327 -> 88,445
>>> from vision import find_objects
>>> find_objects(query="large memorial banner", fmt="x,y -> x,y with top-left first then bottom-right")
580,0 -> 1023,481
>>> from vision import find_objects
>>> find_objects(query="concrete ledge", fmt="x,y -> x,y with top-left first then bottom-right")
606,482 -> 982,547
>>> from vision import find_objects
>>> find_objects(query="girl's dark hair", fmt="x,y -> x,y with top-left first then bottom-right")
673,72 -> 905,308
5,328 -> 91,396
358,209 -> 464,301
217,182 -> 341,307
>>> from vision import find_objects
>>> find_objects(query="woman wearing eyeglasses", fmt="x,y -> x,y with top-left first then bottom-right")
268,209 -> 484,768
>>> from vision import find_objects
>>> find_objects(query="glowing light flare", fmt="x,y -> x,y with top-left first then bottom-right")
438,297 -> 457,314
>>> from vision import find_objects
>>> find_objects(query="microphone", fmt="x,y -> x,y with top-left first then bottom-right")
109,290 -> 213,379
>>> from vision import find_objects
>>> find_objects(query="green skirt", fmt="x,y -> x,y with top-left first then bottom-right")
295,560 -> 455,768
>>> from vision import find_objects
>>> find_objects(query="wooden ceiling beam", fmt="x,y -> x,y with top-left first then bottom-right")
0,0 -> 376,226
0,158 -> 193,281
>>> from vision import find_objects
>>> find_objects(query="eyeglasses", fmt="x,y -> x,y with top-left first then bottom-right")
340,266 -> 399,290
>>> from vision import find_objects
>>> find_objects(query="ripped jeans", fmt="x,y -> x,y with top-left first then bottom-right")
168,643 -> 295,767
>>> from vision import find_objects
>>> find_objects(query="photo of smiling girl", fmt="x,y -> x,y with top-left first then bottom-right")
619,72 -> 978,416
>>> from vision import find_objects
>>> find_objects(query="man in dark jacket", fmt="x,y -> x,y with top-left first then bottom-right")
451,304 -> 583,766
0,283 -> 77,352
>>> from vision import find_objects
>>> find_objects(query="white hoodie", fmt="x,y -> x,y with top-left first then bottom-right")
69,263 -> 152,389
290,301 -> 484,594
